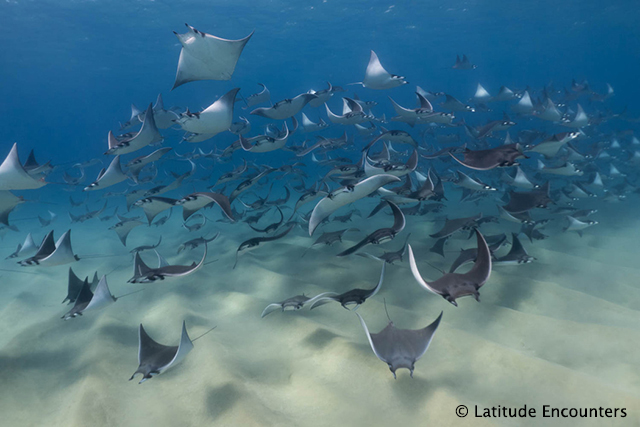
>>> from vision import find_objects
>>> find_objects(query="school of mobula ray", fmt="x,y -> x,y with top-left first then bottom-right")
2,22 -> 631,380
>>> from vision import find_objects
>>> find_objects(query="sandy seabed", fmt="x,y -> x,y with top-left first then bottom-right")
0,198 -> 638,427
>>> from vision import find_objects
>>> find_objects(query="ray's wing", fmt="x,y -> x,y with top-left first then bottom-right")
124,104 -> 163,154
138,324 -> 173,365
84,275 -> 116,312
407,245 -> 444,296
85,155 -> 128,191
448,151 -> 496,171
114,220 -> 145,246
155,250 -> 170,268
304,292 -> 340,308
364,262 -> 385,299
389,201 -> 406,233
356,252 -> 385,262
138,197 -> 176,225
0,143 -> 47,190
355,312 -> 390,364
163,321 -> 194,370
261,303 -> 283,318
131,252 -> 153,281
159,243 -> 207,277
308,295 -> 339,310
0,191 -> 24,225
365,50 -> 390,81
399,312 -> 443,362
460,229 -> 492,288
335,234 -> 373,257
192,192 -> 234,221
73,279 -> 94,307
39,230 -> 77,266
63,267 -> 85,304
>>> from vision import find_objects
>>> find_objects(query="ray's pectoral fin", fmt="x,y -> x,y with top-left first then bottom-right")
308,296 -> 337,310
407,244 -> 443,297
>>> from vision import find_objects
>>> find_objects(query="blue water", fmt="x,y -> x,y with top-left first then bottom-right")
2,0 -> 638,162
